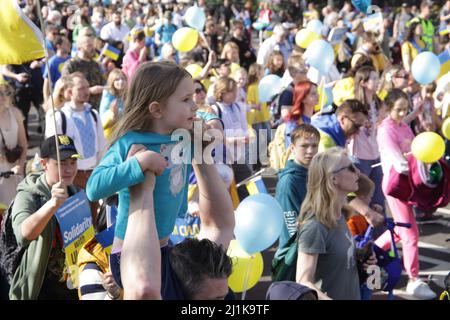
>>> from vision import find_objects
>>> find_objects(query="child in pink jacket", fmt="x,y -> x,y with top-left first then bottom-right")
375,89 -> 436,300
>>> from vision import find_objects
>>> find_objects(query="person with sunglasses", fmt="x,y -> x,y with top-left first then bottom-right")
296,147 -> 377,299
312,100 -> 384,228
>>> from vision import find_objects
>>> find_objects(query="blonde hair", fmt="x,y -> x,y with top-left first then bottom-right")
299,147 -> 348,229
106,68 -> 127,98
111,62 -> 191,143
220,42 -> 240,63
247,63 -> 263,85
213,77 -> 237,102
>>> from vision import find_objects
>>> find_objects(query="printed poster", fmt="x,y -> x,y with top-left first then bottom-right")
55,190 -> 95,288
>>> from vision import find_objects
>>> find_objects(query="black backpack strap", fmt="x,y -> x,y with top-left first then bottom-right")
90,109 -> 98,123
59,110 -> 67,135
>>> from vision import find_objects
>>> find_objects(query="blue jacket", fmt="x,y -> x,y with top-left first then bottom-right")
311,113 -> 347,148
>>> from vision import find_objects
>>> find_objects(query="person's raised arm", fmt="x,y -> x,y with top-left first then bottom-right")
120,171 -> 162,300
193,162 -> 235,250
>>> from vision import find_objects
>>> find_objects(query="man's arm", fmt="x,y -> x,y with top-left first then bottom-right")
120,172 -> 162,300
193,162 -> 235,250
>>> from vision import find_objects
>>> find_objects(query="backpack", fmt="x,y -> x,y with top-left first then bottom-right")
271,231 -> 299,282
58,109 -> 98,135
0,195 -> 44,284
269,85 -> 292,129
268,120 -> 300,170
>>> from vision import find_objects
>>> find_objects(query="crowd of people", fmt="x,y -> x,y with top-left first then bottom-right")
0,0 -> 449,300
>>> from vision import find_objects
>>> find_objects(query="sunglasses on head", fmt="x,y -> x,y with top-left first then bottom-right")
333,163 -> 357,174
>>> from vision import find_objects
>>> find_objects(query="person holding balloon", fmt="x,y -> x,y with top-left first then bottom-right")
296,147 -> 377,300
374,89 -> 436,299
401,21 -> 427,74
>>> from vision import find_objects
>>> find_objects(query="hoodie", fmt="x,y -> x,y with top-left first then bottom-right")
9,172 -> 79,300
311,113 -> 347,151
274,160 -> 308,258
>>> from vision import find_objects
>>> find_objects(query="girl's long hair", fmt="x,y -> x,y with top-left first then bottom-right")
354,66 -> 381,110
110,62 -> 190,144
106,68 -> 127,99
287,81 -> 315,122
299,147 -> 347,229
266,50 -> 285,77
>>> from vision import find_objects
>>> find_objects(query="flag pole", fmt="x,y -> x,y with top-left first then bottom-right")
34,0 -> 62,182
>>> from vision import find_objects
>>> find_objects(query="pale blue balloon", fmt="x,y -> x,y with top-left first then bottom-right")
234,194 -> 284,254
305,40 -> 335,75
258,74 -> 283,103
306,19 -> 323,36
411,52 -> 441,85
184,5 -> 206,31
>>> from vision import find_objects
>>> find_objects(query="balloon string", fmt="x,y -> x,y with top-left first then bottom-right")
241,254 -> 253,300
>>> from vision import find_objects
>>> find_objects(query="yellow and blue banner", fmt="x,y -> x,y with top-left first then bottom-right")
246,176 -> 268,195
55,191 -> 95,288
0,0 -> 45,64
101,43 -> 120,61
438,49 -> 450,80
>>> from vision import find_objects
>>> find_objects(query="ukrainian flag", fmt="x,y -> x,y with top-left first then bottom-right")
102,44 -> 120,61
0,0 -> 45,64
438,49 -> 450,80
246,176 -> 268,195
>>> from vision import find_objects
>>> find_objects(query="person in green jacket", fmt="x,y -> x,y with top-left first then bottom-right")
9,135 -> 81,300
274,124 -> 320,257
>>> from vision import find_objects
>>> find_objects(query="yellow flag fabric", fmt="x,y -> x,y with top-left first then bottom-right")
0,0 -> 45,64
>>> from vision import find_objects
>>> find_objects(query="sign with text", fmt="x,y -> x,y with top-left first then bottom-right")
55,190 -> 94,288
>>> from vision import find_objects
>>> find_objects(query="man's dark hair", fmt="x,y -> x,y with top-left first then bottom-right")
336,99 -> 368,116
169,238 -> 232,299
53,35 -> 66,48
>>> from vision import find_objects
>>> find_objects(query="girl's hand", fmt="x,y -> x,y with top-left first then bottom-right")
110,99 -> 118,118
135,150 -> 168,176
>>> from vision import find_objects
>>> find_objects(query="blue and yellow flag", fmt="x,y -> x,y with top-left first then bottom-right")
438,49 -> 450,80
246,176 -> 268,195
0,0 -> 45,64
101,44 -> 120,61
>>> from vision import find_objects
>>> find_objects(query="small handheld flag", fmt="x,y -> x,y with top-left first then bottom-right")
101,44 -> 120,61
245,176 -> 268,195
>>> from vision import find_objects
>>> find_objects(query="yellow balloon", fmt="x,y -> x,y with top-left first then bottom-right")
411,132 -> 445,164
185,64 -> 202,78
442,118 -> 450,140
172,27 -> 199,52
227,240 -> 263,293
295,28 -> 320,49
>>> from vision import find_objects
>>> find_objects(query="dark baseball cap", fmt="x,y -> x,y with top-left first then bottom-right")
40,135 -> 81,160
266,281 -> 318,300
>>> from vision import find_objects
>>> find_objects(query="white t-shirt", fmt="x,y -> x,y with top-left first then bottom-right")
45,103 -> 107,170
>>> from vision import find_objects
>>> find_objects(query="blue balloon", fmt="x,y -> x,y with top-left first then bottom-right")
234,194 -> 284,254
184,5 -> 206,31
305,40 -> 335,75
306,19 -> 323,36
258,74 -> 283,103
411,52 -> 441,85
351,0 -> 371,14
